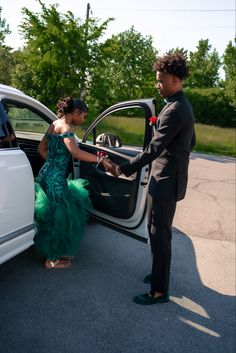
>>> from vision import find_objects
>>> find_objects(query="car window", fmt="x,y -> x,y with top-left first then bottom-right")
85,107 -> 146,148
4,101 -> 49,136
0,103 -> 18,149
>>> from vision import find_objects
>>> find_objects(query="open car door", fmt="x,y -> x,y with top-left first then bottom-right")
78,98 -> 156,241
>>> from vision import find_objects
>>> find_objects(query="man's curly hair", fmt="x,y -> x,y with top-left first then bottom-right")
153,53 -> 189,80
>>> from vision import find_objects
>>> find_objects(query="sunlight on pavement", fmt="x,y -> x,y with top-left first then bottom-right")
193,238 -> 236,296
179,317 -> 221,337
171,296 -> 209,318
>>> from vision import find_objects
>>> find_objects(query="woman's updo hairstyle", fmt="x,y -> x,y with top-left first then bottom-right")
56,96 -> 88,118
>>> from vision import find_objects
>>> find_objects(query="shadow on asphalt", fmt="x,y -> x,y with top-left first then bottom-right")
0,223 -> 235,353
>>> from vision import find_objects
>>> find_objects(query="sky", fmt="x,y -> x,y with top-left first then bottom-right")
0,0 -> 235,56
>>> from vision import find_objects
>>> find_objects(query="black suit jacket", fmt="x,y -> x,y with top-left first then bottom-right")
120,90 -> 196,201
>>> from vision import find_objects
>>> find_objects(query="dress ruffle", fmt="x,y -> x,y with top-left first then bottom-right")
34,178 -> 92,260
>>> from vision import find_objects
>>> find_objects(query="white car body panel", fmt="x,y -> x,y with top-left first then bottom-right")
0,84 -> 57,122
0,148 -> 35,264
0,229 -> 35,265
0,148 -> 34,235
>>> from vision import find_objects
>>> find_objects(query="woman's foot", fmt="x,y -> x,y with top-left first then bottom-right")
44,259 -> 71,269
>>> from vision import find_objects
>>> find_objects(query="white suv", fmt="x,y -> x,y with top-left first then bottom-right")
0,84 -> 156,264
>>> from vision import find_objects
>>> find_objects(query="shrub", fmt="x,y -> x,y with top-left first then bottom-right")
185,88 -> 236,127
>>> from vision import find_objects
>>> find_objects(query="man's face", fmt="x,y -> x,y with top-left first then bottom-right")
156,71 -> 176,98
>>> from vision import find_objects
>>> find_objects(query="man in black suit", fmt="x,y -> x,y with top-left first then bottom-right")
106,53 -> 196,305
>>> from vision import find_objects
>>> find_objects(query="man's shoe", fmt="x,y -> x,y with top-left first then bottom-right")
143,273 -> 151,284
133,292 -> 169,305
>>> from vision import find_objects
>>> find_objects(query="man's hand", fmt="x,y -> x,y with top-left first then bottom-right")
102,159 -> 121,177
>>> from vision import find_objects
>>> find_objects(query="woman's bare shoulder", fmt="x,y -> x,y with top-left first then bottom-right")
48,119 -> 71,134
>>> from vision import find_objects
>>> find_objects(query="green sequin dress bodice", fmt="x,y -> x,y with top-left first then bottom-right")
34,132 -> 92,260
37,132 -> 74,200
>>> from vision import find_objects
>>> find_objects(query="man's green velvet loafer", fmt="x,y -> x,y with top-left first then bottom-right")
133,292 -> 169,305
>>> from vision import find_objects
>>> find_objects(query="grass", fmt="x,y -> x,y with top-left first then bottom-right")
76,117 -> 145,146
194,123 -> 236,157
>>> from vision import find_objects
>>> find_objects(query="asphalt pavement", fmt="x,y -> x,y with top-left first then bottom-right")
0,152 -> 235,353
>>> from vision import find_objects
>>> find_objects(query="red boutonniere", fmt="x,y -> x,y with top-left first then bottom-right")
149,116 -> 159,126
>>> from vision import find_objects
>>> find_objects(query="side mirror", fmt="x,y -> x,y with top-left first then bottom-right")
96,133 -> 122,147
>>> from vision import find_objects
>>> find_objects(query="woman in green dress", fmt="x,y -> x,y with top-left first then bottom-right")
34,97 -> 109,269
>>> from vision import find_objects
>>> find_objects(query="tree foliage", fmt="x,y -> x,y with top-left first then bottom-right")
0,7 -> 10,45
185,39 -> 221,88
222,39 -> 236,108
185,88 -> 235,127
89,27 -> 157,112
0,7 -> 15,85
0,46 -> 14,84
0,2 -> 234,127
11,0 -> 112,110
166,47 -> 188,57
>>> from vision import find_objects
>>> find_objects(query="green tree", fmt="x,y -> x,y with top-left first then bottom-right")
186,39 -> 221,88
0,46 -> 15,85
0,6 -> 15,85
223,39 -> 236,108
89,27 -> 157,112
0,6 -> 10,45
11,0 -> 112,110
166,47 -> 188,57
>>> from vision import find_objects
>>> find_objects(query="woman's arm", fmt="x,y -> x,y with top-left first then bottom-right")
38,123 -> 55,160
63,136 -> 111,170
63,137 -> 97,162
38,134 -> 48,160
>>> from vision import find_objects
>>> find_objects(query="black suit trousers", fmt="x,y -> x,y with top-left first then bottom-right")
147,176 -> 177,294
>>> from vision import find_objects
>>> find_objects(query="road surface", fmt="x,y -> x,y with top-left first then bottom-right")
0,152 -> 235,353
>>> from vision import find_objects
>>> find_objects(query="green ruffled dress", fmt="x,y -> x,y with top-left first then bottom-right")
34,132 -> 92,260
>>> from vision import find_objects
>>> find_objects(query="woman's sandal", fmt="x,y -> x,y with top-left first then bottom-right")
44,259 -> 71,269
